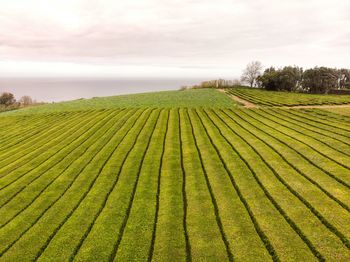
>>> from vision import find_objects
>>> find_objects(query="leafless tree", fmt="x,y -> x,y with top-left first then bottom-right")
241,61 -> 263,87
19,95 -> 33,106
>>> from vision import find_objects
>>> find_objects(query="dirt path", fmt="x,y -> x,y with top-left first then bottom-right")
219,89 -> 350,109
219,89 -> 258,108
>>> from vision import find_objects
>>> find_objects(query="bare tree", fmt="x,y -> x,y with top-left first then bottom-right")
241,61 -> 263,87
19,95 -> 33,106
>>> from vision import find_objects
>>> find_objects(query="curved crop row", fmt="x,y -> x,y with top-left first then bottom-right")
210,109 -> 350,260
203,109 -> 325,261
239,109 -> 350,189
253,109 -> 350,167
224,110 -> 350,245
0,111 -> 113,189
0,110 -> 104,173
226,88 -> 350,107
1,105 -> 349,260
0,111 -> 91,156
189,109 -> 281,261
0,109 -> 146,260
0,112 -> 69,149
0,110 -> 133,228
268,109 -> 350,148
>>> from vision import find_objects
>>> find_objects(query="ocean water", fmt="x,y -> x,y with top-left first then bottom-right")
0,77 -> 203,102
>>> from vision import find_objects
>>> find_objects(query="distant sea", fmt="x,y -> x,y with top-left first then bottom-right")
0,77 -> 204,102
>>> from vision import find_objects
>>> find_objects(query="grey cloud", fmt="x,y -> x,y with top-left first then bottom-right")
0,0 -> 349,76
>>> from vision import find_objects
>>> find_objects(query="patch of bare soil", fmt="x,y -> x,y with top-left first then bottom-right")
219,89 -> 258,108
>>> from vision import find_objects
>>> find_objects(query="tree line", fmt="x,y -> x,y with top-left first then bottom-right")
181,61 -> 350,94
0,92 -> 40,112
180,79 -> 241,90
242,61 -> 350,94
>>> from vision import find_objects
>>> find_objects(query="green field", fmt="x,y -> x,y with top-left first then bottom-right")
4,89 -> 237,115
226,87 -> 350,106
1,89 -> 350,261
323,108 -> 350,117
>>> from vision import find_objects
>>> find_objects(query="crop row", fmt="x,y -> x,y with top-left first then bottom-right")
0,108 -> 349,261
226,88 -> 350,107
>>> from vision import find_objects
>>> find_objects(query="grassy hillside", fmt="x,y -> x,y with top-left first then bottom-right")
4,89 -> 237,115
226,87 -> 350,106
0,88 -> 350,261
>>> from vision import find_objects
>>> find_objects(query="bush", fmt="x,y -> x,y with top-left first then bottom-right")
257,65 -> 350,94
0,92 -> 16,106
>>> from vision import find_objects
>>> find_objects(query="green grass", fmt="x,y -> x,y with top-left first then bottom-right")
322,108 -> 350,117
226,87 -> 350,106
0,88 -> 350,261
3,89 -> 237,115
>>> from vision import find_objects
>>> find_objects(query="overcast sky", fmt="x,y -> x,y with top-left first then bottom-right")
0,0 -> 349,78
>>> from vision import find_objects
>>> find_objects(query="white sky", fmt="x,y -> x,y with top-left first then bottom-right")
0,0 -> 349,78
